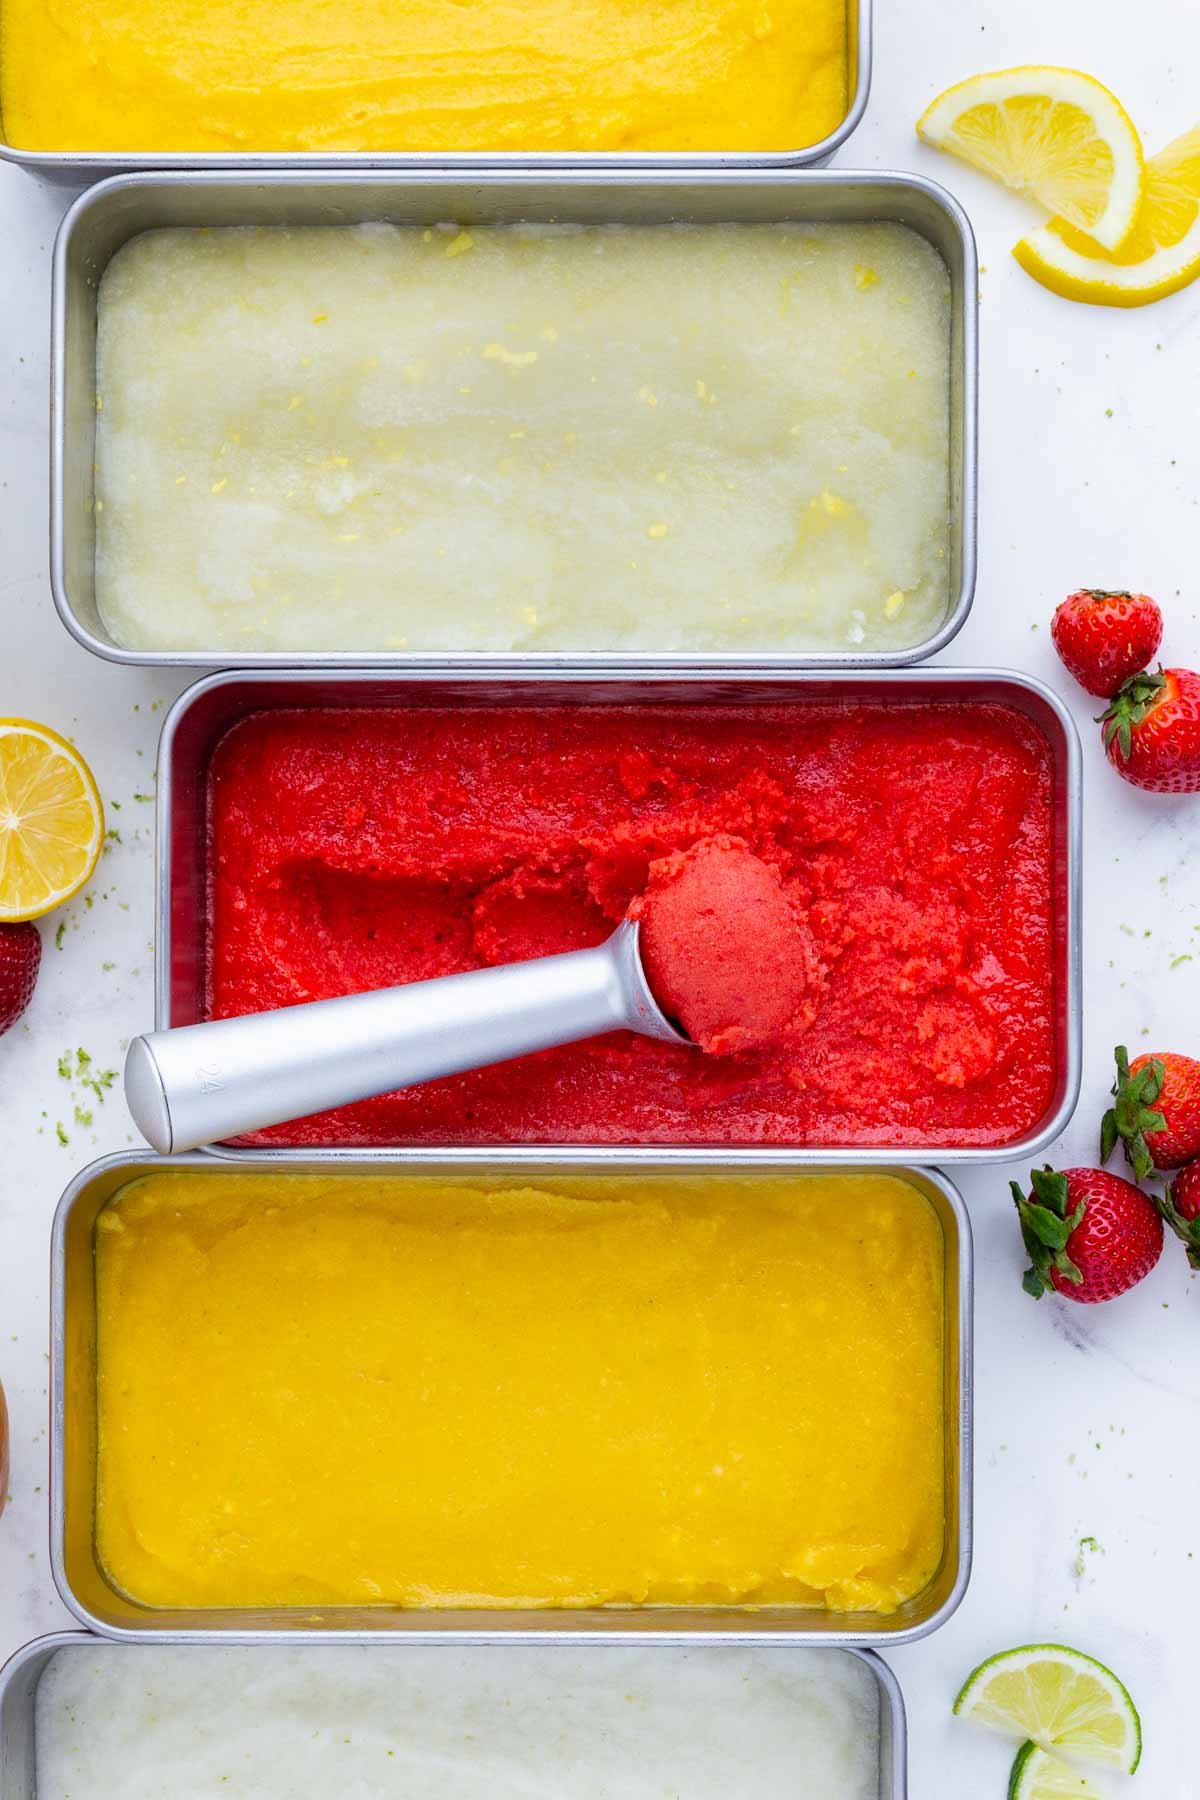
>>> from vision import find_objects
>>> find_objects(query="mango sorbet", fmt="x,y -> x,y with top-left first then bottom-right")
95,1169 -> 946,1614
0,0 -> 846,154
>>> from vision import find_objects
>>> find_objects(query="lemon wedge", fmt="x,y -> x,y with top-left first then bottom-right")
1016,124 -> 1200,305
954,1644 -> 1141,1774
917,67 -> 1143,250
0,720 -> 104,920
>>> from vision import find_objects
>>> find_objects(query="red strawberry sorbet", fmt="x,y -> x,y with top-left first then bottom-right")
633,837 -> 822,1055
205,699 -> 1059,1149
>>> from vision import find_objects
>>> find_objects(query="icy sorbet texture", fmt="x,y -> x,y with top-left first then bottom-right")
37,1644 -> 881,1799
206,698 -> 1058,1149
635,837 -> 823,1054
91,222 -> 951,656
1,0 -> 845,154
94,1169 -> 944,1613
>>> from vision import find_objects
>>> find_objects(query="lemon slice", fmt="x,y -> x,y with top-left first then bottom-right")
0,720 -> 104,920
917,67 -> 1143,250
953,1645 -> 1141,1774
1008,1743 -> 1108,1798
1016,125 -> 1200,306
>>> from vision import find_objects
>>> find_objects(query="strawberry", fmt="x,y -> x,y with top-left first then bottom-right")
1101,1044 -> 1200,1176
0,921 -> 40,1035
1051,588 -> 1163,697
1156,1160 -> 1200,1270
1012,1165 -> 1163,1303
1100,667 -> 1200,792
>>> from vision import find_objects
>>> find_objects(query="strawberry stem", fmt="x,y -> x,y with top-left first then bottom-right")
1012,1167 -> 1086,1299
1153,1184 -> 1200,1272
1098,668 -> 1166,762
1101,1044 -> 1167,1181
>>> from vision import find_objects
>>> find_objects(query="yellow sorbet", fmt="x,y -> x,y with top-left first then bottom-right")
0,0 -> 847,154
95,1169 -> 945,1613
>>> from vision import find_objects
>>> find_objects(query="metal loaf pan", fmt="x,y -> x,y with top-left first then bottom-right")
51,166 -> 976,669
0,1631 -> 907,1796
51,1151 -> 970,1648
155,667 -> 1079,1164
4,0 -> 868,183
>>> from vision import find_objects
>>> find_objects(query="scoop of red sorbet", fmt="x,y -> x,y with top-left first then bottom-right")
632,836 -> 822,1056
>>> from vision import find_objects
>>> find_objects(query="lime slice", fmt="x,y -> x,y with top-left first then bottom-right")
1008,1742 -> 1108,1799
954,1645 -> 1140,1774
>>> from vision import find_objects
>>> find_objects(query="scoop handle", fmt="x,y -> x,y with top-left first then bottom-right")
125,919 -> 682,1153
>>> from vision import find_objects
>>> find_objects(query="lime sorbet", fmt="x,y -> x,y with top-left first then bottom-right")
36,1643 -> 883,1799
91,221 -> 952,657
95,1169 -> 946,1613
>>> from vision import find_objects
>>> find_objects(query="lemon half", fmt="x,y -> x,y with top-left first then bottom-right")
1016,124 -> 1200,306
918,66 -> 1143,251
0,720 -> 104,920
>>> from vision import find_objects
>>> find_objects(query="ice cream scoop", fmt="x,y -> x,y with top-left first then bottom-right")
125,842 -> 816,1153
125,919 -> 685,1154
634,836 -> 823,1055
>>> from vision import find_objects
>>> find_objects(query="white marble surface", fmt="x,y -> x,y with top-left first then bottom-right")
0,0 -> 1198,1790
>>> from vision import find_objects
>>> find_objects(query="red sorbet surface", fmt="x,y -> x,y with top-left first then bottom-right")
633,836 -> 822,1055
205,700 -> 1058,1149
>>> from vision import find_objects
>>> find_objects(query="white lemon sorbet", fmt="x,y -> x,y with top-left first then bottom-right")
36,1643 -> 883,1798
94,221 -> 952,656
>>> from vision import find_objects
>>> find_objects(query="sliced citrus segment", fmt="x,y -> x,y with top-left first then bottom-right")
917,66 -> 1143,250
1008,1742 -> 1108,1799
953,1644 -> 1141,1774
1016,125 -> 1200,306
0,720 -> 104,921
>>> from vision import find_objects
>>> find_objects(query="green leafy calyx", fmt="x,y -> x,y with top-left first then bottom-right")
1099,667 -> 1166,762
1154,1184 -> 1200,1271
1100,1043 -> 1166,1181
1012,1166 -> 1085,1299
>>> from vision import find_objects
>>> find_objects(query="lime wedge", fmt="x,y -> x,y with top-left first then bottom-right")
954,1645 -> 1140,1774
1008,1742 -> 1109,1799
